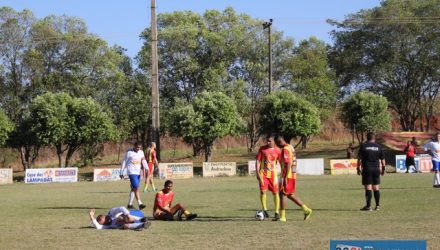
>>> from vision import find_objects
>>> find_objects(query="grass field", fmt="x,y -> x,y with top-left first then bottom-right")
0,174 -> 438,249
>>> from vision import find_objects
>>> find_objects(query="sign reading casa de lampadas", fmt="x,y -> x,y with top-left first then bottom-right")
159,163 -> 193,179
202,162 -> 236,177
93,168 -> 127,182
0,168 -> 13,184
25,168 -> 78,184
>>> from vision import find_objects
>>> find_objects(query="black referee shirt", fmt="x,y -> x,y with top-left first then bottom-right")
358,142 -> 384,168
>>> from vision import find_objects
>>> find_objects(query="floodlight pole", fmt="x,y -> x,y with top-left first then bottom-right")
263,18 -> 273,93
151,0 -> 160,160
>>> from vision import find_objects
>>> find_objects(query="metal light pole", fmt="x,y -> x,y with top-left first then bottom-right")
151,0 -> 160,160
263,18 -> 273,93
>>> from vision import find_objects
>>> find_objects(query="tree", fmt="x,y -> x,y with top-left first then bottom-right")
282,37 -> 337,119
168,92 -> 242,162
259,90 -> 321,148
329,0 -> 440,131
64,97 -> 118,167
341,91 -> 391,143
0,108 -> 13,146
27,92 -> 72,168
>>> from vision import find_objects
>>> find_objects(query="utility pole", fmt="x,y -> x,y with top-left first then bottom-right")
263,18 -> 273,93
151,0 -> 160,160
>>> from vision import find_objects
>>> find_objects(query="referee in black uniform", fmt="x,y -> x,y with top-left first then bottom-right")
357,132 -> 386,211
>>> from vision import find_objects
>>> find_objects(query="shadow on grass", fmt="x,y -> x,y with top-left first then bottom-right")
87,191 -> 126,194
39,206 -> 106,210
193,216 -> 255,222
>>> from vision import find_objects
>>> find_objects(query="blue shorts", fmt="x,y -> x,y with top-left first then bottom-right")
129,209 -> 144,221
129,174 -> 141,189
432,160 -> 440,172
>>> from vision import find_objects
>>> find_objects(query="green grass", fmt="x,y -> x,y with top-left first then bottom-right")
0,174 -> 438,249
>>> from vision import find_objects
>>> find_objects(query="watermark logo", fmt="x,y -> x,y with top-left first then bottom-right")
330,240 -> 426,250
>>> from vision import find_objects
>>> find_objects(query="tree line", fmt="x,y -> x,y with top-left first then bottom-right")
1,0 -> 439,169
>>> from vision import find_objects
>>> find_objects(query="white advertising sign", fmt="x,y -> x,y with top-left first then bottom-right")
93,168 -> 126,182
25,168 -> 78,184
159,163 -> 193,179
0,168 -> 13,184
297,158 -> 324,175
202,162 -> 236,177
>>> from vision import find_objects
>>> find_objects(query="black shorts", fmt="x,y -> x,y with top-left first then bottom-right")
405,157 -> 415,167
362,167 -> 380,185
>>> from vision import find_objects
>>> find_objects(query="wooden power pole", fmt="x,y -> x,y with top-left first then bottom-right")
151,0 -> 160,160
263,19 -> 273,93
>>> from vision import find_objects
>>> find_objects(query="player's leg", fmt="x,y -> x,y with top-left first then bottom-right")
405,158 -> 410,173
372,168 -> 381,210
129,175 -> 146,210
268,176 -> 280,220
432,161 -> 440,187
259,176 -> 269,218
170,203 -> 197,220
279,192 -> 287,222
361,169 -> 373,211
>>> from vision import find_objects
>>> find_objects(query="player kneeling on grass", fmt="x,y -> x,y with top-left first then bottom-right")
275,135 -> 312,222
153,180 -> 197,221
89,206 -> 150,230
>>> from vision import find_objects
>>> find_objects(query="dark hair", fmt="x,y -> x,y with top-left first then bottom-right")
96,215 -> 105,224
134,141 -> 141,147
275,135 -> 284,143
164,180 -> 173,187
366,132 -> 375,141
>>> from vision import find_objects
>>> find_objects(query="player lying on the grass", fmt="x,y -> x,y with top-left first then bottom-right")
275,135 -> 312,222
153,180 -> 198,221
89,206 -> 150,230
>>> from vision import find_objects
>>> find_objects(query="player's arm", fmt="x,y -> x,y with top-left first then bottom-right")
380,159 -> 386,175
155,194 -> 171,214
120,152 -> 128,179
356,156 -> 362,175
141,157 -> 148,181
89,209 -> 110,230
255,148 -> 262,180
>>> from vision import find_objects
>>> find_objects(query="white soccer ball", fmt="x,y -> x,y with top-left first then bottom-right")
255,210 -> 265,221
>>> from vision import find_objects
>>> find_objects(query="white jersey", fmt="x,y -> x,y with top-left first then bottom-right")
424,141 -> 440,162
91,206 -> 144,230
120,149 -> 148,175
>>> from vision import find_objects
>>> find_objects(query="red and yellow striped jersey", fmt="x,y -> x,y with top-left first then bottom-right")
256,145 -> 281,178
280,144 -> 296,179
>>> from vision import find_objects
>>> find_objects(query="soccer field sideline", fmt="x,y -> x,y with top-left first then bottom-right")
0,174 -> 438,249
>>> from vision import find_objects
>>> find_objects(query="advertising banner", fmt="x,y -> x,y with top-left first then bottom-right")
330,159 -> 358,175
93,168 -> 126,182
0,168 -> 13,184
159,163 -> 193,179
297,159 -> 324,175
202,162 -> 236,177
25,168 -> 78,184
395,154 -> 432,173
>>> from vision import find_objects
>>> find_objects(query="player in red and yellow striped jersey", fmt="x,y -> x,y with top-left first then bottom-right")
275,135 -> 312,222
144,142 -> 158,192
256,135 -> 281,220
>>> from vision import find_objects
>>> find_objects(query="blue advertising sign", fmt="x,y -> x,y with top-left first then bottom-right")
330,240 -> 426,250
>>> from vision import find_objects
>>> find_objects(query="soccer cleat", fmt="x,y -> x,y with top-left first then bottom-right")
139,204 -> 146,210
272,213 -> 280,221
263,210 -> 270,219
140,217 -> 148,223
127,204 -> 134,209
304,209 -> 312,221
360,206 -> 372,211
280,217 -> 286,222
433,185 -> 440,188
374,206 -> 381,211
186,213 -> 198,221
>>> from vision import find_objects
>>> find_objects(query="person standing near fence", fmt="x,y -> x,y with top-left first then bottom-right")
144,142 -> 158,192
404,141 -> 416,173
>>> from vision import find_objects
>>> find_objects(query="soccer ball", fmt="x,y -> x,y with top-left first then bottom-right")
255,210 -> 265,221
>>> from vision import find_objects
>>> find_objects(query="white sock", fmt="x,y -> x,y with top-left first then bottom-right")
128,191 -> 135,205
435,173 -> 440,185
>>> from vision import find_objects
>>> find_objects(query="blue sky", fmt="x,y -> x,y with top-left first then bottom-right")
2,0 -> 382,58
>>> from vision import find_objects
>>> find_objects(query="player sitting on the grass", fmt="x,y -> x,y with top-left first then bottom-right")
153,180 -> 197,221
89,206 -> 150,230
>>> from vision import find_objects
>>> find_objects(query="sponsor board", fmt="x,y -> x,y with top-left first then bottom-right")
330,159 -> 358,175
395,154 -> 432,173
159,163 -> 193,179
93,168 -> 127,182
0,168 -> 13,184
202,162 -> 236,177
297,159 -> 324,175
330,240 -> 426,250
25,168 -> 78,184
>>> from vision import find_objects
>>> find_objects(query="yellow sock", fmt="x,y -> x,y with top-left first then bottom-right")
274,193 -> 280,214
280,209 -> 286,220
183,210 -> 191,216
260,193 -> 267,211
301,204 -> 310,212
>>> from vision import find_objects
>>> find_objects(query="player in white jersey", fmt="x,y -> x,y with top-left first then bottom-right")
120,141 -> 148,209
423,133 -> 440,188
88,206 -> 150,230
